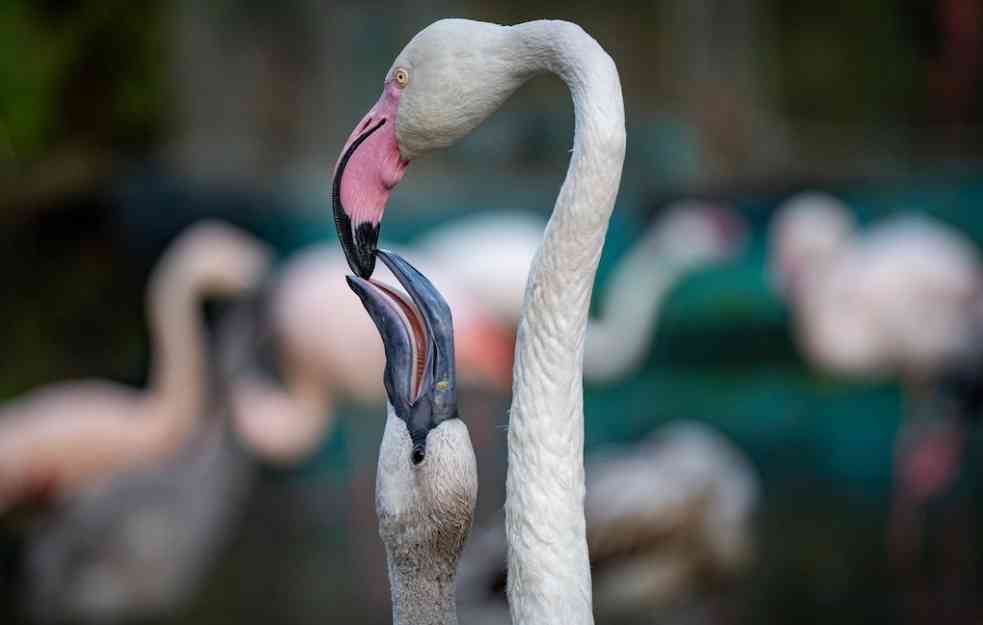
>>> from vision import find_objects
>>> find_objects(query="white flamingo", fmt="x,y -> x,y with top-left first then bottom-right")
333,18 -> 625,624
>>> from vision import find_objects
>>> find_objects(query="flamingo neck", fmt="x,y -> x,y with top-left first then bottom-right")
388,556 -> 459,625
583,244 -> 687,382
144,267 -> 209,452
505,20 -> 625,625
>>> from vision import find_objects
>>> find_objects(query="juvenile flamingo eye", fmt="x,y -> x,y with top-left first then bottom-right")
393,68 -> 409,87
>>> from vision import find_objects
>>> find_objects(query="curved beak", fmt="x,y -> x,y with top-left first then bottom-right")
346,250 -> 457,463
332,84 -> 409,278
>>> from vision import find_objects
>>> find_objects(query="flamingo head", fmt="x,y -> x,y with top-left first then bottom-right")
649,201 -> 748,268
333,19 -> 526,277
158,220 -> 273,298
347,250 -> 477,568
769,192 -> 856,297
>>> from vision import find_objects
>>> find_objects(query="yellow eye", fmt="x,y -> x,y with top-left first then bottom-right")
393,68 -> 409,88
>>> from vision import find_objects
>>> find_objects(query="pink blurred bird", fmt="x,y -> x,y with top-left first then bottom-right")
771,192 -> 983,386
770,192 -> 983,607
0,221 -> 272,514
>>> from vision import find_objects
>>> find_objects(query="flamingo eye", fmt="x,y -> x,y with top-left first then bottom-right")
393,68 -> 409,88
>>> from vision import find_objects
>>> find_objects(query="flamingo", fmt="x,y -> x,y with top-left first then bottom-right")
0,221 -> 272,513
582,201 -> 745,381
456,421 -> 759,625
0,221 -> 275,621
770,192 -> 983,608
769,191 -> 983,387
334,18 -> 625,624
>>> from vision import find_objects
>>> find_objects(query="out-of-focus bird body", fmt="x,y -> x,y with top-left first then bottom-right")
772,194 -> 983,383
25,418 -> 251,623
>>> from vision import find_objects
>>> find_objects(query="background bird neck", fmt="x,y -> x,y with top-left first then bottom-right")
145,270 -> 209,447
583,240 -> 686,381
505,19 -> 626,625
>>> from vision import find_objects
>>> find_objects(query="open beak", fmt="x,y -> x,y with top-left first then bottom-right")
332,83 -> 409,277
346,250 -> 457,463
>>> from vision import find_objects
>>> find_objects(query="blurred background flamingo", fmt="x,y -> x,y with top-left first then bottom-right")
770,192 -> 983,624
0,221 -> 277,623
0,222 -> 271,513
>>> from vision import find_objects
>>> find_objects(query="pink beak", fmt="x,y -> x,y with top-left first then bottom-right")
332,82 -> 409,277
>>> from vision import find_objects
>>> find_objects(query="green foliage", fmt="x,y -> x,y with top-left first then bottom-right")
0,1 -> 165,169
0,3 -> 68,166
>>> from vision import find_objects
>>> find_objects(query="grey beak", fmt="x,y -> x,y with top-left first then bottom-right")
346,249 -> 458,464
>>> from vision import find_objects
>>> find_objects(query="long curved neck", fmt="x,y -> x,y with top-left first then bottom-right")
505,20 -> 625,625
583,241 -> 686,382
144,262 -> 209,449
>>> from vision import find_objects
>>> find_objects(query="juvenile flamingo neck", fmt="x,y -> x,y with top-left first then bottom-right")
389,555 -> 459,625
504,20 -> 626,625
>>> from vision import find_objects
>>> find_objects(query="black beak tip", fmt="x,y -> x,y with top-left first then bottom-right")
332,191 -> 379,278
344,274 -> 361,293
352,222 -> 381,278
411,445 -> 426,465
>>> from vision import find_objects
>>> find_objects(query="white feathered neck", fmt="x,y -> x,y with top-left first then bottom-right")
504,20 -> 625,625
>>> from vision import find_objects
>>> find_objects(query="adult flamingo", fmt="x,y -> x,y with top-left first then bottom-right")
0,221 -> 271,513
334,18 -> 625,624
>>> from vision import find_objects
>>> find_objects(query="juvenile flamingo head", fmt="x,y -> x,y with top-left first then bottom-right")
332,20 -> 527,277
347,250 -> 477,567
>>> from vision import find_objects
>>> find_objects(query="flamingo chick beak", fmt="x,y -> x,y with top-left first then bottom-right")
346,250 -> 458,464
333,84 -> 409,278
